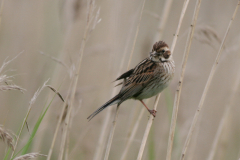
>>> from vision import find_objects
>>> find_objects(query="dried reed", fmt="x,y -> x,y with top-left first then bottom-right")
103,0 -> 146,159
155,0 -> 173,41
166,0 -> 202,160
180,1 -> 240,159
120,108 -> 145,160
207,61 -> 240,160
0,0 -> 5,28
58,1 -> 101,159
137,0 -> 190,159
93,20 -> 136,160
46,79 -> 73,160
120,0 -> 174,158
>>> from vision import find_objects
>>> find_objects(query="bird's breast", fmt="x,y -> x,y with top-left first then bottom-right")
135,60 -> 175,100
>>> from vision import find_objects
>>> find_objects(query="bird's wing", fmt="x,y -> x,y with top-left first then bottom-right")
115,68 -> 134,81
114,68 -> 134,87
119,58 -> 157,101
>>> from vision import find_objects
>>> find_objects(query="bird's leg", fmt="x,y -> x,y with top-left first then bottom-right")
139,100 -> 157,117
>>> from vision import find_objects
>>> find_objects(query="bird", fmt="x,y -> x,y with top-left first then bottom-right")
87,41 -> 175,121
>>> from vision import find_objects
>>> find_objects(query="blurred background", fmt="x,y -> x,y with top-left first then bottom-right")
0,0 -> 240,160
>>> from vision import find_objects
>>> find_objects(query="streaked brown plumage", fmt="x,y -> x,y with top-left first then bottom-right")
88,41 -> 175,120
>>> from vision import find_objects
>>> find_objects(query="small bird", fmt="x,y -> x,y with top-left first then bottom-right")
87,41 -> 175,120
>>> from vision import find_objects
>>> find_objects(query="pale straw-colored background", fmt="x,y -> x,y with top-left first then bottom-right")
0,0 -> 240,160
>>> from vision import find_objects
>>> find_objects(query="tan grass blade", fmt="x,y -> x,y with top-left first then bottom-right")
46,79 -> 73,160
103,0 -> 146,159
120,0 -> 174,158
207,66 -> 240,160
155,0 -> 173,41
93,22 -> 136,160
46,85 -> 65,102
170,0 -> 190,55
180,1 -> 240,159
137,94 -> 161,160
166,0 -> 202,160
58,1 -> 101,159
120,107 -> 145,160
136,0 -> 190,159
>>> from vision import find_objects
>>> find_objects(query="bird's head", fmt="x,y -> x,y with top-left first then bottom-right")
150,41 -> 172,63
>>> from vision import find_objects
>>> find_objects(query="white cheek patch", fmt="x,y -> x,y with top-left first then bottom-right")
152,57 -> 160,62
162,47 -> 169,51
160,57 -> 167,61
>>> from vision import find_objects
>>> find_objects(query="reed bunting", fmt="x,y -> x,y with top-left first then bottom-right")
88,41 -> 175,120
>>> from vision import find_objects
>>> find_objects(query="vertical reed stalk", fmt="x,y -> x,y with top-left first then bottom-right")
121,0 -> 174,158
207,67 -> 240,160
58,1 -> 96,159
180,1 -> 240,159
120,107 -> 145,160
136,0 -> 190,159
170,0 -> 190,55
48,1 -> 99,159
166,0 -> 202,160
103,106 -> 120,160
93,19 -> 136,160
137,94 -> 161,160
46,80 -> 73,160
0,0 -> 5,28
103,0 -> 146,159
155,0 -> 173,41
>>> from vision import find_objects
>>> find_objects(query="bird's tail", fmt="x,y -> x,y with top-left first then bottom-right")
87,94 -> 121,121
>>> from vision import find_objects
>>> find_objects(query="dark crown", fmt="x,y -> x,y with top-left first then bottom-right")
152,41 -> 168,51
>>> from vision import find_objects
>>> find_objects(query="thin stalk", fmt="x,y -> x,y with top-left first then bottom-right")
103,0 -> 146,159
11,80 -> 49,159
137,94 -> 161,160
92,90 -> 115,160
46,80 -> 73,160
32,21 -> 74,154
127,0 -> 146,69
103,106 -> 120,160
207,67 -> 240,160
58,1 -> 94,158
171,0 -> 190,55
121,0 -> 174,158
155,0 -> 173,41
0,0 -> 5,28
120,108 -> 145,160
47,2 -> 99,158
166,0 -> 202,160
93,15 -> 136,160
65,100 -> 81,160
136,0 -> 190,159
180,1 -> 240,159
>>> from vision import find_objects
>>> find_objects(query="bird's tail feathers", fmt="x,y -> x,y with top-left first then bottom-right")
87,94 -> 120,121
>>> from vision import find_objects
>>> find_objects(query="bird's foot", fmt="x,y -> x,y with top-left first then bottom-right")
149,109 -> 157,117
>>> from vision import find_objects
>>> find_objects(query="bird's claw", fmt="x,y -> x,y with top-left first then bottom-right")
149,109 -> 157,117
